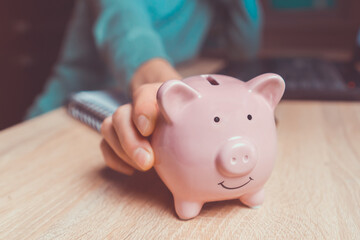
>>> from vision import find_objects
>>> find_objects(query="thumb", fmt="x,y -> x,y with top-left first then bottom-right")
132,82 -> 163,136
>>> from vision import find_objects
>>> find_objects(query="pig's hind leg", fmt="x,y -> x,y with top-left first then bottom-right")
239,188 -> 265,209
174,197 -> 203,220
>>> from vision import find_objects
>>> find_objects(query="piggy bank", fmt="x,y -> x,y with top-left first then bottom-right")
151,73 -> 285,220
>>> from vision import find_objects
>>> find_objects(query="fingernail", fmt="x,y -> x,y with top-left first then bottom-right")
133,147 -> 151,170
137,115 -> 149,135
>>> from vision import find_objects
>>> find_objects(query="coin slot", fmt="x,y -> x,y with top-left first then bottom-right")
206,76 -> 219,85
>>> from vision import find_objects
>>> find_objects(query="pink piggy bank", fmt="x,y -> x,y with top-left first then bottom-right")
151,73 -> 285,220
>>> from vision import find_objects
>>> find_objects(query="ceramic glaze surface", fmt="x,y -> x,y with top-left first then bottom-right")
151,73 -> 285,220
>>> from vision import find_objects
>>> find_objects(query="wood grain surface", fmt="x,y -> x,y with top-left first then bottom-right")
0,100 -> 359,239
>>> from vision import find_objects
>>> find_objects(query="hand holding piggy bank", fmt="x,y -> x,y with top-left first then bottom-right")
151,73 -> 285,220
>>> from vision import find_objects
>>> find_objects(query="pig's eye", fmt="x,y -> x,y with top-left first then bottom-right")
247,114 -> 252,120
214,116 -> 220,123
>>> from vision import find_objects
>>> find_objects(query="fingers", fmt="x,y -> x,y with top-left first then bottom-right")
101,116 -> 142,170
111,104 -> 155,171
100,83 -> 165,174
100,140 -> 135,175
132,83 -> 163,136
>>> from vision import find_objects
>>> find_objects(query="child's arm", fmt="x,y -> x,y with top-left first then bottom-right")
87,0 -> 182,174
89,0 -> 173,87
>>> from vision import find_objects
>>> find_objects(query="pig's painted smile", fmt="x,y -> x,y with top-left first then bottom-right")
218,177 -> 253,190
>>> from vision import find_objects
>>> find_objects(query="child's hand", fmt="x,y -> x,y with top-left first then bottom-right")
100,59 -> 181,175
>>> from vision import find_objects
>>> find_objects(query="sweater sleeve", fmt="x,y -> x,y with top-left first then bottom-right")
204,0 -> 263,60
90,0 -> 171,85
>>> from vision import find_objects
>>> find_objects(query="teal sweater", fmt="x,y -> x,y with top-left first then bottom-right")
27,0 -> 262,118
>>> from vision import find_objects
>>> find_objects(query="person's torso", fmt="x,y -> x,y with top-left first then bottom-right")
144,0 -> 212,64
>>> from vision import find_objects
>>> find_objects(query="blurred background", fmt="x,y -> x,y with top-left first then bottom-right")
0,0 -> 74,130
0,0 -> 359,131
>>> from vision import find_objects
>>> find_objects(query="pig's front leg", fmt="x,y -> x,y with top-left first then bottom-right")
239,188 -> 265,208
174,196 -> 203,220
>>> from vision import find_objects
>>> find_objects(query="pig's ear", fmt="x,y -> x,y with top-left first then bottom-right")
247,73 -> 285,109
157,80 -> 201,123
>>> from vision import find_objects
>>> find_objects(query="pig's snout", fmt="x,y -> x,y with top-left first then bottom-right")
216,139 -> 257,178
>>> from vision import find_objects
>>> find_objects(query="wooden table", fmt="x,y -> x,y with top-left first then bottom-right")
1,60 -> 360,239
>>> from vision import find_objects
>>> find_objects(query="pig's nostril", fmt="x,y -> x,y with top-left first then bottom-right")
231,155 -> 250,165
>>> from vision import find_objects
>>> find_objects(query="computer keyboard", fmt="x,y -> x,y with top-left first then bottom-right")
217,57 -> 360,101
272,58 -> 348,91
